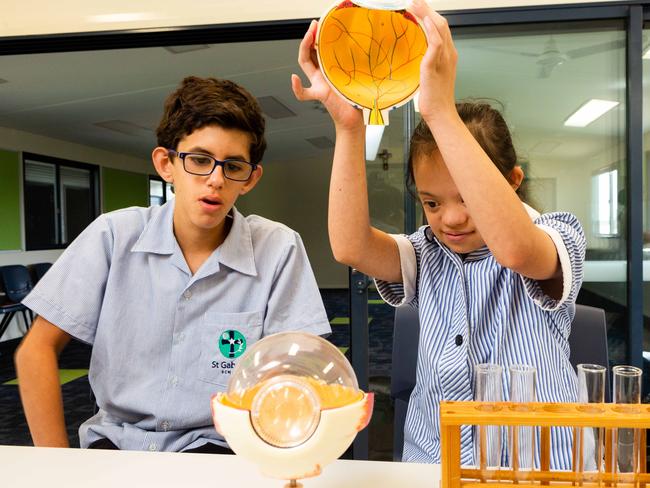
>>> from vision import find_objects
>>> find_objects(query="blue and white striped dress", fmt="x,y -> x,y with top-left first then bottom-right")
376,205 -> 586,469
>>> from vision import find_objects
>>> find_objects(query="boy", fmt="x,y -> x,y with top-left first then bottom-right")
15,76 -> 331,453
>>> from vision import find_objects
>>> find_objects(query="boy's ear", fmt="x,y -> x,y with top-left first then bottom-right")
509,166 -> 524,191
239,164 -> 264,195
152,147 -> 174,183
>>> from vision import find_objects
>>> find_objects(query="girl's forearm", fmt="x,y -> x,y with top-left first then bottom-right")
424,112 -> 559,279
328,125 -> 371,264
328,124 -> 403,283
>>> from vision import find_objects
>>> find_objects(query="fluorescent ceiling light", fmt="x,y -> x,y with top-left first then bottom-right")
564,99 -> 619,127
365,125 -> 385,161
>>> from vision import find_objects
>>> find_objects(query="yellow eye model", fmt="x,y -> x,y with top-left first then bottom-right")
316,0 -> 427,125
211,332 -> 373,486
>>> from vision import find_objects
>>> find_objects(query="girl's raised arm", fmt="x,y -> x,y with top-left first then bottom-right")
292,20 -> 403,283
411,0 -> 561,284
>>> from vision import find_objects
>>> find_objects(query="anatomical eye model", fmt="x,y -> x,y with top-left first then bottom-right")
211,331 -> 373,487
317,0 -> 427,125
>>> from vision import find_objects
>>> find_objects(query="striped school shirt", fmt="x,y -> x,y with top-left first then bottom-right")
376,204 -> 586,469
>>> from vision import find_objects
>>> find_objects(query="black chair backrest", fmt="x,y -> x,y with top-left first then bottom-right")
391,305 -> 420,398
29,262 -> 52,284
568,304 -> 610,401
0,265 -> 34,302
391,304 -> 609,396
390,302 -> 610,459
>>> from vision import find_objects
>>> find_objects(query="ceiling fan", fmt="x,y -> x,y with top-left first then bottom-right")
474,36 -> 626,78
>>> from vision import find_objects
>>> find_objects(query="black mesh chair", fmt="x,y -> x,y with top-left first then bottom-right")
28,262 -> 52,284
390,305 -> 420,461
568,304 -> 610,401
390,303 -> 609,461
0,265 -> 34,340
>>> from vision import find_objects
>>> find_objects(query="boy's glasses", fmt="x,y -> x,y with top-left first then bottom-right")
167,149 -> 257,181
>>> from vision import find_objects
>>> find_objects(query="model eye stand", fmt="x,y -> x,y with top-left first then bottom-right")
211,332 -> 374,488
316,0 -> 427,126
440,401 -> 649,488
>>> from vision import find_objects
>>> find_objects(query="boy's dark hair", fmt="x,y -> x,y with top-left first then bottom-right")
407,101 -> 527,201
156,76 -> 267,164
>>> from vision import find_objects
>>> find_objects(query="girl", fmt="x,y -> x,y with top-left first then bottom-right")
292,0 -> 585,468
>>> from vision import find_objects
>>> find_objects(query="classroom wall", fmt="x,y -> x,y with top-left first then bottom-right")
236,154 -> 348,288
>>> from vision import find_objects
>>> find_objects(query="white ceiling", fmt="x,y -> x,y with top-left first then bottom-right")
0,23 -> 646,169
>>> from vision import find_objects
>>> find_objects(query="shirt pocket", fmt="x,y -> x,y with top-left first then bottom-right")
198,310 -> 264,388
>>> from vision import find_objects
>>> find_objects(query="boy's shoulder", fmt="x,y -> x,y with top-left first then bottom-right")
90,204 -> 169,252
101,204 -> 161,228
240,212 -> 301,248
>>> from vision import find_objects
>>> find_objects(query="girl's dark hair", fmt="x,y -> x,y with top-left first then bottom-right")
156,76 -> 267,164
407,101 -> 527,201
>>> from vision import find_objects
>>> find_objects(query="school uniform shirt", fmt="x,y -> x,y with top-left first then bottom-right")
376,204 -> 585,469
22,199 -> 331,452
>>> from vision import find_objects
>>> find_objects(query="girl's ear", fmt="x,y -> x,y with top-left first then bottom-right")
152,147 -> 174,183
508,166 -> 524,191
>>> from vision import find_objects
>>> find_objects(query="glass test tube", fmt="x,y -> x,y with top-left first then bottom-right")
508,364 -> 537,471
612,365 -> 642,474
474,363 -> 503,470
575,363 -> 606,473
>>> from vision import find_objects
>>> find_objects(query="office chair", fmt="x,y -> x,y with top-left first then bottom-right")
568,304 -> 610,401
390,305 -> 420,461
390,303 -> 609,461
0,265 -> 35,340
28,262 -> 52,284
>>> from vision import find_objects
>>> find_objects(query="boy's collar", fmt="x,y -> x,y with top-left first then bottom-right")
131,200 -> 257,277
216,206 -> 257,276
131,200 -> 176,255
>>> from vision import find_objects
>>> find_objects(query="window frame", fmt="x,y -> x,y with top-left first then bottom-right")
22,152 -> 100,251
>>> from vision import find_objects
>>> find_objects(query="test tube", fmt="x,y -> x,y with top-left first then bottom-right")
575,363 -> 606,473
612,365 -> 642,474
473,363 -> 503,471
508,364 -> 537,471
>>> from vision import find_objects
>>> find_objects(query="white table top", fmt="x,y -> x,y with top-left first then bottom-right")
1,445 -> 440,487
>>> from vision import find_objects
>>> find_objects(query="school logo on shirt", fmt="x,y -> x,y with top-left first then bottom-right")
219,330 -> 246,359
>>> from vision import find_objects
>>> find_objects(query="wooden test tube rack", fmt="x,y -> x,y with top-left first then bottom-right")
440,401 -> 649,488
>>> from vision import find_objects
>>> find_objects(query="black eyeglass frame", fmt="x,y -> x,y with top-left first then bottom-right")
167,149 -> 258,181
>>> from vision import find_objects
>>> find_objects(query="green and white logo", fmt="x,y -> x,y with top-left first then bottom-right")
219,330 -> 246,359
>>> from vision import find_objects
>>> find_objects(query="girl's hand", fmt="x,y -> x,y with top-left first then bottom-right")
408,0 -> 458,125
291,20 -> 363,132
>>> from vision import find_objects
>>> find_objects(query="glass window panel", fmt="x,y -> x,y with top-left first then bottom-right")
150,179 -> 164,206
641,24 -> 650,375
23,158 -> 97,249
24,160 -> 58,249
455,21 -> 626,364
367,111 -> 407,235
165,183 -> 175,202
59,166 -> 92,244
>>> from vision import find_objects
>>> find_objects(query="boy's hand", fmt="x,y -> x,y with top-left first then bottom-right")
291,20 -> 363,132
408,0 -> 458,125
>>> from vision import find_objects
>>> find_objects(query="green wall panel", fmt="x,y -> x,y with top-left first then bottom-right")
102,167 -> 149,213
0,150 -> 22,250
